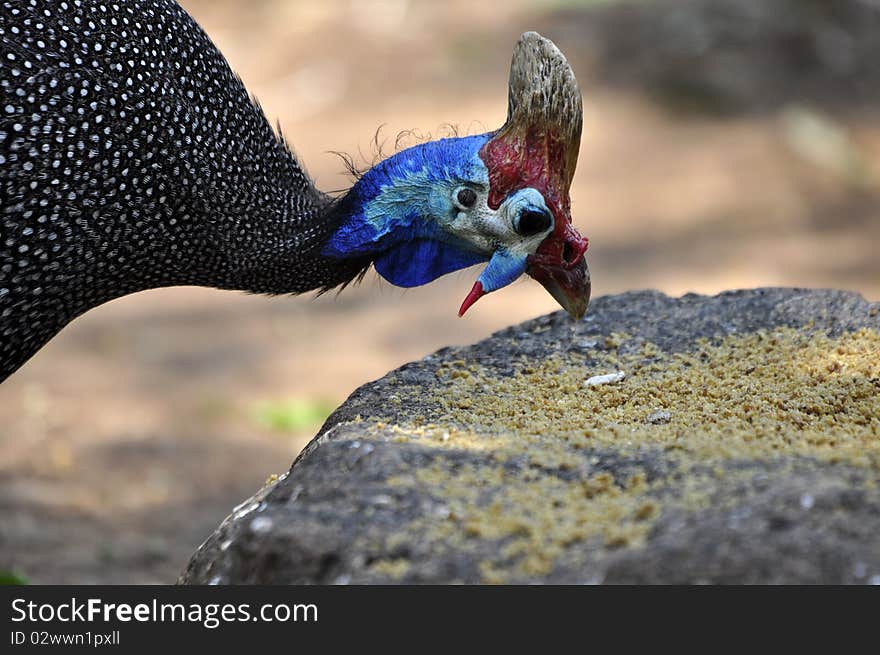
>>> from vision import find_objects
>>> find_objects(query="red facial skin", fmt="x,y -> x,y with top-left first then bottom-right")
482,127 -> 572,221
481,126 -> 588,268
457,127 -> 590,318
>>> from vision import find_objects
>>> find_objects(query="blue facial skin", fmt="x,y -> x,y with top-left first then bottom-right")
324,133 -> 502,288
474,187 -> 556,293
478,248 -> 528,293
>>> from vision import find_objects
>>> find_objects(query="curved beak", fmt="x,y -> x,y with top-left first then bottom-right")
526,223 -> 590,319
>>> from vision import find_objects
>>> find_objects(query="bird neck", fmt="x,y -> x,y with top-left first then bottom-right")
126,114 -> 372,298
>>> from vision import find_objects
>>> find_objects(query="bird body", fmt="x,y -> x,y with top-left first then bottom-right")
1,0 -> 589,383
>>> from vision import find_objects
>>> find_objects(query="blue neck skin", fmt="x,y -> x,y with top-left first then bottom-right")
323,134 -> 497,288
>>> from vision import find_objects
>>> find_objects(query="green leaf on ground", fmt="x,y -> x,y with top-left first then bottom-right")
0,570 -> 28,585
252,398 -> 338,433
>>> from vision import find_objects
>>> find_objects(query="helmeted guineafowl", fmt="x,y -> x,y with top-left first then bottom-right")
1,0 -> 589,382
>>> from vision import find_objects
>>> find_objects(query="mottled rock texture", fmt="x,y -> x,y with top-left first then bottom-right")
181,289 -> 880,584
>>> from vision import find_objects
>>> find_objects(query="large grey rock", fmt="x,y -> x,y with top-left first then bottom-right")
180,288 -> 880,584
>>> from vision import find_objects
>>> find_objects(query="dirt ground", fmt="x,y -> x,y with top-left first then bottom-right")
2,0 -> 879,583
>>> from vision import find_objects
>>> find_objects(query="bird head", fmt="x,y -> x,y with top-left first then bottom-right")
324,32 -> 590,319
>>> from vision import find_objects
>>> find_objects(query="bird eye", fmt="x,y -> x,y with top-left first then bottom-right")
515,208 -> 552,237
456,187 -> 477,209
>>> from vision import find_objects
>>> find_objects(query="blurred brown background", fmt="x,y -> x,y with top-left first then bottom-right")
2,0 -> 879,583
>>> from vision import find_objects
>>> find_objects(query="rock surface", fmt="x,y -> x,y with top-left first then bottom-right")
180,288 -> 880,584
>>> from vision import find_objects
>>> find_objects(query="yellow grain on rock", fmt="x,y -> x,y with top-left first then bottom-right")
366,328 -> 880,582
367,558 -> 411,580
431,327 -> 880,465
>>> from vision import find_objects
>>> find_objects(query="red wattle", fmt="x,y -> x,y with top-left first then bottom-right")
458,281 -> 485,317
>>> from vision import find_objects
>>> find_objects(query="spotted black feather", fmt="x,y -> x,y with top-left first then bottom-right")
0,0 -> 369,380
